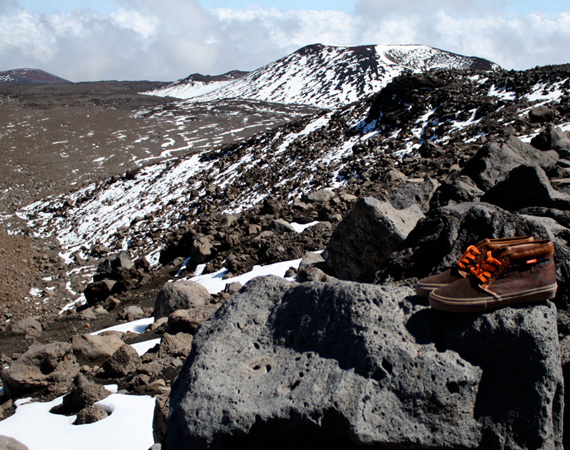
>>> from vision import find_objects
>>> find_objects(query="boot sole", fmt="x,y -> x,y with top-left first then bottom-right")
429,284 -> 558,313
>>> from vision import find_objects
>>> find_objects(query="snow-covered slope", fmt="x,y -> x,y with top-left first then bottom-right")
147,44 -> 500,108
19,67 -> 570,273
145,70 -> 247,99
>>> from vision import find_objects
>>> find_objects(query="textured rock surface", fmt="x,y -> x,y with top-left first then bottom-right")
0,343 -> 79,397
166,276 -> 563,450
153,280 -> 212,319
323,197 -> 424,282
0,435 -> 29,450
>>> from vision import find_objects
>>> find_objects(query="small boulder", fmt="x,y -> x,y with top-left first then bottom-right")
166,304 -> 220,335
71,333 -> 125,366
529,105 -> 555,123
0,342 -> 79,397
153,280 -> 211,319
73,405 -> 109,425
83,279 -> 118,305
266,219 -> 296,234
323,197 -> 424,282
9,317 -> 43,338
0,436 -> 29,450
102,345 -> 141,378
51,374 -> 110,414
96,251 -> 134,277
481,165 -> 570,211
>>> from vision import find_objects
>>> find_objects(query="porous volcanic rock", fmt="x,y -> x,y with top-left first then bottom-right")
323,197 -> 424,282
166,276 -> 562,450
0,342 -> 80,397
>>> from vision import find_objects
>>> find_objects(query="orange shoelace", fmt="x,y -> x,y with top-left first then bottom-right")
457,245 -> 482,269
470,251 -> 502,284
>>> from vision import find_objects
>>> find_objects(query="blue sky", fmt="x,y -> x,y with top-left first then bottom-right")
2,0 -> 569,81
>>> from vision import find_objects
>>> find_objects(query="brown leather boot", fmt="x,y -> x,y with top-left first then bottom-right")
415,236 -> 535,297
429,240 -> 557,312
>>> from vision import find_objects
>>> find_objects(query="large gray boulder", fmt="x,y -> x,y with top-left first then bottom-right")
481,165 -> 570,212
322,197 -> 424,282
166,276 -> 563,450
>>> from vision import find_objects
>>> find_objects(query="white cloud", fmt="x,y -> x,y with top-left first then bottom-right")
0,1 -> 569,81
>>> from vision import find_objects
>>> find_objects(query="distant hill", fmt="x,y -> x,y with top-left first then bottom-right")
146,43 -> 500,108
0,68 -> 71,84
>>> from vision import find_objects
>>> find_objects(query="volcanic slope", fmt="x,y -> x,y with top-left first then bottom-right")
0,81 -> 319,219
14,65 -> 570,318
147,44 -> 500,108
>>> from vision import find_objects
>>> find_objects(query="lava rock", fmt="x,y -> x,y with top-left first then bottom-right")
323,197 -> 424,282
102,345 -> 141,378
153,280 -> 211,319
460,136 -> 559,191
73,405 -> 109,425
0,342 -> 80,397
71,333 -> 125,366
0,435 -> 29,450
481,165 -> 570,211
166,276 -> 562,450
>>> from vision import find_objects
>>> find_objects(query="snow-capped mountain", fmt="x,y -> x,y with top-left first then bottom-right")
147,44 -> 500,108
0,68 -> 70,84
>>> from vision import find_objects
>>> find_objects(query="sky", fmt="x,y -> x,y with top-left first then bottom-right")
0,0 -> 569,82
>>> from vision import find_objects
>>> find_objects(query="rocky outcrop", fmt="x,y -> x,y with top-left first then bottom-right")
166,276 -> 563,450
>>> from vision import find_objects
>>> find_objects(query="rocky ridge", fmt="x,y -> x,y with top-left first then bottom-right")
147,43 -> 499,108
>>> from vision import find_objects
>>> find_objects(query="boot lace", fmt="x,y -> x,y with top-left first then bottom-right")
470,251 -> 502,284
457,245 -> 482,269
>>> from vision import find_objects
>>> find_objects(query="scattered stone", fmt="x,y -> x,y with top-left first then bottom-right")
0,342 -> 79,397
71,333 -> 125,366
96,251 -> 134,277
83,279 -> 118,305
529,105 -> 556,123
481,165 -> 570,211
73,405 -> 109,425
166,304 -> 220,335
9,317 -> 42,338
157,333 -> 194,359
51,374 -> 110,415
153,393 -> 170,445
303,189 -> 335,203
153,280 -> 211,319
266,219 -> 296,234
119,305 -> 146,322
102,345 -> 142,378
460,136 -> 559,191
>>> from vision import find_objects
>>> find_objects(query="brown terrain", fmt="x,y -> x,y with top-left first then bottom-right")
0,80 -> 317,347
